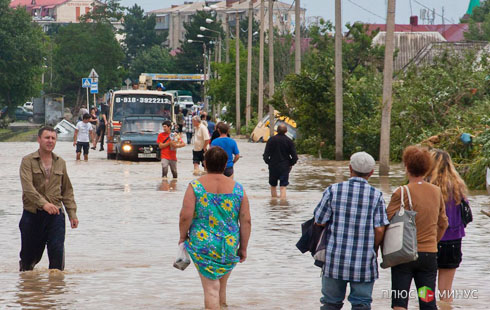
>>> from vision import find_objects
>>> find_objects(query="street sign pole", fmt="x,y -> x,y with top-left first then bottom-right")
88,69 -> 99,110
82,78 -> 92,110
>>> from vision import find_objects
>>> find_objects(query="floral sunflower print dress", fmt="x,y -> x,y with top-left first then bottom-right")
185,180 -> 244,280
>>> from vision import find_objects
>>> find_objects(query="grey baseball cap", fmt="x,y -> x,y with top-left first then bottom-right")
350,152 -> 375,173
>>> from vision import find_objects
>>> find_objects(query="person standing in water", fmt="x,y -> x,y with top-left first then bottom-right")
19,127 -> 79,271
263,123 -> 298,199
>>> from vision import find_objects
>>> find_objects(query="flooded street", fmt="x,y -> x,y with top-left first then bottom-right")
1,140 -> 489,309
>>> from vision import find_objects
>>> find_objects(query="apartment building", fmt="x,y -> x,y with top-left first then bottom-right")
10,0 -> 96,23
148,0 -> 306,50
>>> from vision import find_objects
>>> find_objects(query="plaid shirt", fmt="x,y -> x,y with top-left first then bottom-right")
314,177 -> 389,282
184,115 -> 193,133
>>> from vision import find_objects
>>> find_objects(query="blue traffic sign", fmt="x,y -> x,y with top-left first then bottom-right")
82,78 -> 92,88
90,82 -> 98,94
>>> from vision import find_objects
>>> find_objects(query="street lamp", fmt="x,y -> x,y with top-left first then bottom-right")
188,39 -> 209,112
203,5 -> 217,12
198,34 -> 220,69
200,26 -> 222,63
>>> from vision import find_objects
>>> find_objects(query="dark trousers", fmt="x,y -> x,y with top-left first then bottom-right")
186,132 -> 193,144
97,123 -> 106,149
19,209 -> 66,271
391,252 -> 437,310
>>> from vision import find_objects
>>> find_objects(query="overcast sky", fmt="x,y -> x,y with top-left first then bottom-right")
120,0 -> 471,25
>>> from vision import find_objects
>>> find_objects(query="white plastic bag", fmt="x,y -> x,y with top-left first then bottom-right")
173,243 -> 191,271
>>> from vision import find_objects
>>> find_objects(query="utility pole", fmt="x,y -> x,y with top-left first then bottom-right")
203,42 -> 208,112
258,0 -> 265,121
235,11 -> 241,135
268,0 -> 275,138
218,35 -> 222,63
379,0 -> 396,175
246,0 -> 253,127
335,0 -> 343,160
225,14 -> 230,63
294,0 -> 301,74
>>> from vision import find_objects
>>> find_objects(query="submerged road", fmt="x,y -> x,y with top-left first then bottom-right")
0,140 -> 489,309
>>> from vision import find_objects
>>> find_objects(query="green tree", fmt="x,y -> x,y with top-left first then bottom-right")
174,11 -> 223,99
80,0 -> 125,24
464,0 -> 490,40
123,4 -> 167,66
270,21 -> 385,158
208,39 -> 248,124
129,46 -> 174,80
0,0 -> 45,115
176,11 -> 223,74
238,15 -> 260,46
208,26 -> 305,128
52,23 -> 124,108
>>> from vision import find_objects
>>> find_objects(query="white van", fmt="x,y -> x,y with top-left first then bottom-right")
177,96 -> 194,110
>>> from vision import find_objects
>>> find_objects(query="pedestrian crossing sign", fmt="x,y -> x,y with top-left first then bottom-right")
82,78 -> 92,88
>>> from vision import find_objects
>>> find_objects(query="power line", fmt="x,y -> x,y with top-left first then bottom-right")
412,0 -> 468,34
346,0 -> 386,21
345,0 -> 414,32
412,0 -> 453,24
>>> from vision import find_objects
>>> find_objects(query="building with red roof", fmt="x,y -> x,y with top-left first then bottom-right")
365,23 -> 469,43
361,16 -> 473,71
9,0 -> 96,23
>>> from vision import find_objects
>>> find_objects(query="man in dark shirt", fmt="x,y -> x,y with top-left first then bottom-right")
206,115 -> 215,136
263,123 -> 298,199
96,102 -> 109,151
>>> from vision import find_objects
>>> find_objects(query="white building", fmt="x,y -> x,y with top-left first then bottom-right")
148,0 -> 306,50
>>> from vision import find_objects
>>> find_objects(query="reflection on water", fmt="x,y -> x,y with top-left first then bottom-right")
158,179 -> 178,192
0,141 -> 488,309
16,270 -> 68,309
269,198 -> 290,207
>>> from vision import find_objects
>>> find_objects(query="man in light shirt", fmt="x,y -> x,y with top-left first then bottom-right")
19,126 -> 78,271
192,115 -> 210,175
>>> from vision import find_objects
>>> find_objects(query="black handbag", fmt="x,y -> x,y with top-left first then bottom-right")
460,199 -> 473,227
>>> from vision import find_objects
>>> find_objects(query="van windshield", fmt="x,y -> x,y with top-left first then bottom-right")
113,94 -> 171,121
122,119 -> 162,134
178,96 -> 193,103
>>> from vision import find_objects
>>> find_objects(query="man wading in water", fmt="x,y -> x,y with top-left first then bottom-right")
19,127 -> 79,271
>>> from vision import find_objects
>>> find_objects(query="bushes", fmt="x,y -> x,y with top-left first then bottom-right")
268,22 -> 489,188
271,22 -> 384,159
390,52 -> 489,161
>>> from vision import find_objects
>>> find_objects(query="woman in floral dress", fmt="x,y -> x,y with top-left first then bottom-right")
179,147 -> 251,310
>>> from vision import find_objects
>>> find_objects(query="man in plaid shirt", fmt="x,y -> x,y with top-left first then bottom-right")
183,109 -> 193,144
314,152 -> 389,310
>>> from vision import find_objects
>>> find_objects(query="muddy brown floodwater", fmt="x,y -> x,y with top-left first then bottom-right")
1,140 -> 489,309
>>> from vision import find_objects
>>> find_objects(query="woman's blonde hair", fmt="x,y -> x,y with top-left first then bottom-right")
426,149 -> 468,204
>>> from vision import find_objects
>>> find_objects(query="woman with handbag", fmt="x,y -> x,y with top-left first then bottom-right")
426,149 -> 469,303
179,146 -> 251,310
387,146 -> 448,310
